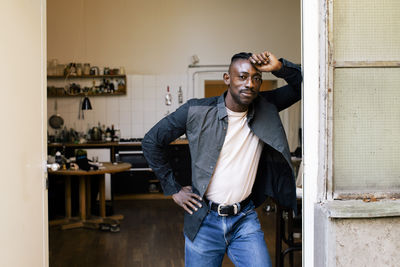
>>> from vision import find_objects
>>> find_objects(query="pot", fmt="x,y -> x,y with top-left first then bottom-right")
90,127 -> 102,141
49,99 -> 64,129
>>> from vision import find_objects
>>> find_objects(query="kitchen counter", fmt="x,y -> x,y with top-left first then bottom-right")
48,141 -> 119,148
48,139 -> 188,148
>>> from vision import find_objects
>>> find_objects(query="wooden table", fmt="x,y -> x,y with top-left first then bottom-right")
48,162 -> 131,230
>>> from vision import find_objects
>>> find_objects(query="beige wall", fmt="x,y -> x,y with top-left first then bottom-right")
47,0 -> 301,74
47,0 -> 301,142
0,1 -> 48,266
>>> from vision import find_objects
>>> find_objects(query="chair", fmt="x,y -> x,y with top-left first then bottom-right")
275,160 -> 303,267
275,203 -> 302,267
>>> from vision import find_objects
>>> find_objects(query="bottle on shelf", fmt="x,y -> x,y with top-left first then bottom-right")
105,126 -> 112,142
91,80 -> 97,93
83,63 -> 90,75
114,127 -> 120,142
165,85 -> 172,106
178,86 -> 183,104
111,124 -> 115,139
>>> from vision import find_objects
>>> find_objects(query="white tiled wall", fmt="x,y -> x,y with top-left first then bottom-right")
47,74 -> 188,138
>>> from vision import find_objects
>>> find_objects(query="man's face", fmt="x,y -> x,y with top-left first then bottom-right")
224,59 -> 262,111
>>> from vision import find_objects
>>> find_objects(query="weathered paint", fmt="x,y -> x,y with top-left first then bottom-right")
315,203 -> 400,266
334,217 -> 400,267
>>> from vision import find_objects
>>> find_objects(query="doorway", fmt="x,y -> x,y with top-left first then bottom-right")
46,1 -> 304,266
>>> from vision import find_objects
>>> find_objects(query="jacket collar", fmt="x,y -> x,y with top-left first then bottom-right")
217,92 -> 228,120
217,91 -> 256,121
251,96 -> 293,170
251,96 -> 284,147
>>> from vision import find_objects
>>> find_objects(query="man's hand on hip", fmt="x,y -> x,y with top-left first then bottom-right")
250,51 -> 282,72
172,186 -> 203,215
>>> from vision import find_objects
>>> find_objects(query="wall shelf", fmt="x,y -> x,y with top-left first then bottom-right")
47,74 -> 127,97
47,74 -> 126,79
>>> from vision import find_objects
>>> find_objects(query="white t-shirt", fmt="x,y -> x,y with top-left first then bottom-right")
205,107 -> 264,205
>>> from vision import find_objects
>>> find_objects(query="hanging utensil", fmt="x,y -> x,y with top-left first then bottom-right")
49,98 -> 64,129
78,97 -> 82,120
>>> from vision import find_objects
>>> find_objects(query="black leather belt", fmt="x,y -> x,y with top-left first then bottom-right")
205,196 -> 251,216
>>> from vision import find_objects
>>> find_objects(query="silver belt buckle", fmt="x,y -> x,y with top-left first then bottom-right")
217,203 -> 238,216
233,203 -> 238,215
217,204 -> 228,216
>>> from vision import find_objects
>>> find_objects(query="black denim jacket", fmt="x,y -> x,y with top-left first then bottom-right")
142,59 -> 302,241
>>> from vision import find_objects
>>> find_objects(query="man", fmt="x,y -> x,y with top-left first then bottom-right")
142,51 -> 302,266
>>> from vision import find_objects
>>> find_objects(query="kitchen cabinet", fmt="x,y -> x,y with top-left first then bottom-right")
47,74 -> 127,97
112,143 -> 191,195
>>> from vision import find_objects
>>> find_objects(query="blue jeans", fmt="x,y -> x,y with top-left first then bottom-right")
184,201 -> 272,267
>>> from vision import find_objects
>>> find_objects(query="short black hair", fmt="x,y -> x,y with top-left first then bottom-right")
229,52 -> 252,72
231,52 -> 252,63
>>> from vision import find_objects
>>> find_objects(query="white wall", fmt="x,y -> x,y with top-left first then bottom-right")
47,0 -> 301,138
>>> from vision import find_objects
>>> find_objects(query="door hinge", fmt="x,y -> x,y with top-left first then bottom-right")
45,172 -> 49,190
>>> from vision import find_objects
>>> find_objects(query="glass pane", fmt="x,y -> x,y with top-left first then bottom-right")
334,0 -> 400,61
333,68 -> 400,191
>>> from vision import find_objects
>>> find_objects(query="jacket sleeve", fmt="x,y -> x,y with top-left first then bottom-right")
142,102 -> 190,195
260,58 -> 302,112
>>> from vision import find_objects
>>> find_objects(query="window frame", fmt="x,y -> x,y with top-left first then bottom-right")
326,0 -> 400,200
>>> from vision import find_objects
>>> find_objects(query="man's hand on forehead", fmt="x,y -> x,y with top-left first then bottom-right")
251,51 -> 270,65
249,51 -> 282,73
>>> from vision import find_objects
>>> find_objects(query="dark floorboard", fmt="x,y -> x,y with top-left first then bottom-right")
49,199 -> 301,267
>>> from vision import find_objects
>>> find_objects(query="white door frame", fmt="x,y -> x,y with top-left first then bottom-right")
302,0 -> 323,266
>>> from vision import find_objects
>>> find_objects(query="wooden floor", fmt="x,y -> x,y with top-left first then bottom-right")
49,199 -> 301,267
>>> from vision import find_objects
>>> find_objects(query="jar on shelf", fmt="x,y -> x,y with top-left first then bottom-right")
56,64 -> 65,76
76,63 -> 83,76
83,63 -> 90,75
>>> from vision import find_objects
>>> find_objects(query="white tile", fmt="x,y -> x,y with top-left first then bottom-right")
119,123 -> 132,138
125,86 -> 132,99
142,98 -> 156,111
132,110 -> 144,124
54,98 -> 67,112
132,75 -> 143,88
73,118 -> 85,132
143,75 -> 156,88
126,75 -> 134,89
133,99 -> 144,111
106,97 -> 119,112
47,99 -> 55,113
155,95 -> 163,107
156,86 -> 166,101
143,111 -> 156,125
132,123 -> 145,138
80,109 -> 93,123
106,111 -> 120,126
119,96 -> 132,112
94,97 -> 107,112
119,110 -> 131,124
133,86 -> 144,99
93,99 -> 107,124
132,75 -> 144,98
143,85 -> 156,99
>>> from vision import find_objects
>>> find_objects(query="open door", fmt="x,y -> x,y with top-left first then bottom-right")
0,1 -> 48,266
